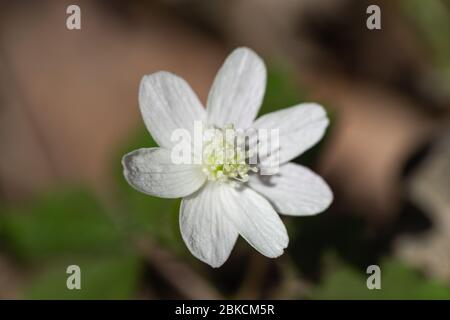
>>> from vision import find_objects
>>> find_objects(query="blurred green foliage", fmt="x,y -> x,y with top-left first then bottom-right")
261,64 -> 335,167
0,190 -> 141,299
311,255 -> 450,299
0,190 -> 125,261
401,0 -> 450,80
260,66 -> 306,116
26,255 -> 140,299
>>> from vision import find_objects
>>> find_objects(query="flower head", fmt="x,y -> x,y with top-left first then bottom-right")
122,47 -> 333,268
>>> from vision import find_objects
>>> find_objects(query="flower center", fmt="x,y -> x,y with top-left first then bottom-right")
202,124 -> 258,184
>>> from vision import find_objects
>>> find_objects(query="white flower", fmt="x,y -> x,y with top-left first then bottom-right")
122,47 -> 333,268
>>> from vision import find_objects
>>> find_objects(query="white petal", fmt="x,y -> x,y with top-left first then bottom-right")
207,47 -> 266,129
122,148 -> 205,198
221,185 -> 288,258
180,183 -> 239,268
139,71 -> 206,149
253,103 -> 329,164
248,162 -> 333,216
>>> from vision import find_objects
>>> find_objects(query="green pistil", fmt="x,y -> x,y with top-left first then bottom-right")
202,124 -> 257,184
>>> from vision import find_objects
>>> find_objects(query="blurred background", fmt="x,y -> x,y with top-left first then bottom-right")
0,0 -> 449,299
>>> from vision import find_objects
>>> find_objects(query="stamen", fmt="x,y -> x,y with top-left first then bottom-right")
202,124 -> 258,184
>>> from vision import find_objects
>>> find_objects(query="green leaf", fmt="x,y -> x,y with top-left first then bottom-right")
261,65 -> 335,167
25,254 -> 141,299
260,65 -> 306,116
0,189 -> 125,261
311,255 -> 450,299
400,0 -> 450,80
